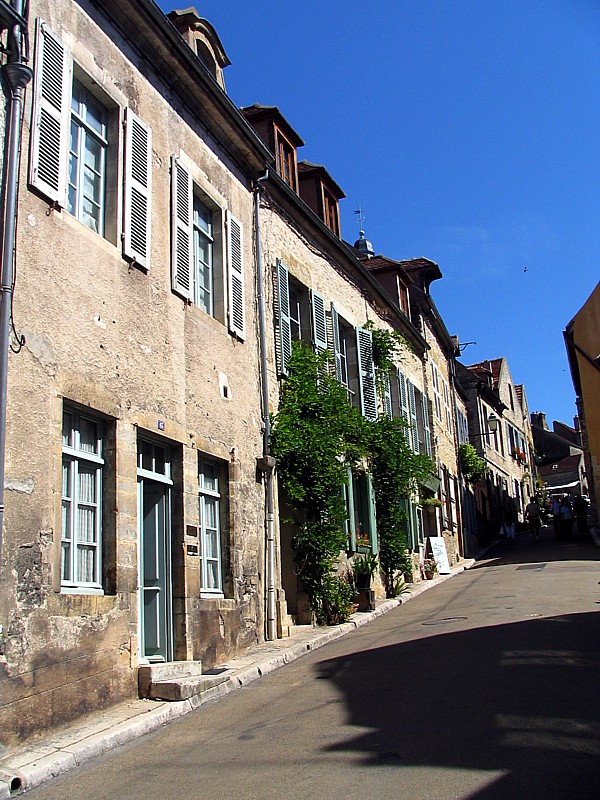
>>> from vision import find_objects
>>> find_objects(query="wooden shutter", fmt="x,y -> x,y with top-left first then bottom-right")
227,211 -> 245,339
29,19 -> 71,205
275,259 -> 292,377
356,327 -> 377,421
366,474 -> 378,554
422,393 -> 433,457
310,290 -> 328,355
330,303 -> 343,382
170,155 -> 193,302
398,371 -> 410,444
123,109 -> 152,268
383,371 -> 393,419
407,379 -> 419,453
345,466 -> 356,551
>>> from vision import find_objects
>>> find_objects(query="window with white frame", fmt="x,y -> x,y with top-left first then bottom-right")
29,20 -> 152,266
171,155 -> 245,339
61,409 -> 104,591
431,362 -> 442,421
199,458 -> 223,595
193,195 -> 214,315
68,80 -> 107,234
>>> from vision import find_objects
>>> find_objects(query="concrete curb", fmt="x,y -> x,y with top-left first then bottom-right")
0,560 -> 473,797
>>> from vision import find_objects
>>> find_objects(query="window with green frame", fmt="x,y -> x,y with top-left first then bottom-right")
344,468 -> 377,553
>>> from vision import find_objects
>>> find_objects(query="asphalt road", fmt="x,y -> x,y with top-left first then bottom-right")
26,530 -> 600,800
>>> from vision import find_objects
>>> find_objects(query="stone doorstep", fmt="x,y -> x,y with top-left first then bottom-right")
138,660 -> 203,698
146,671 -> 233,702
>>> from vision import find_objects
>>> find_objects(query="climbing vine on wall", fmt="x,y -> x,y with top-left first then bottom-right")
270,342 -> 367,625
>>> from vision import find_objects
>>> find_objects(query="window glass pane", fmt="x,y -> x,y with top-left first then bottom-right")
77,545 -> 95,583
154,445 -> 166,476
204,500 -> 218,536
78,418 -> 98,454
62,499 -> 71,540
62,414 -> 73,447
61,542 -> 71,582
201,462 -> 218,491
205,560 -> 219,590
62,460 -> 72,497
77,505 -> 97,544
140,439 -> 153,471
84,94 -> 106,136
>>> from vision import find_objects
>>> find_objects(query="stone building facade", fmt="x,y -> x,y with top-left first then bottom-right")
0,0 -> 272,746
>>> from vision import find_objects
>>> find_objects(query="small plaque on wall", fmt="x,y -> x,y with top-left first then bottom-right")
186,544 -> 199,557
186,525 -> 198,538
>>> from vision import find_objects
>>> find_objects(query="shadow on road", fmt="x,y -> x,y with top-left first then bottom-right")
315,539 -> 600,798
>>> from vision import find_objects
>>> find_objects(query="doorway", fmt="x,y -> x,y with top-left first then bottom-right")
137,438 -> 174,663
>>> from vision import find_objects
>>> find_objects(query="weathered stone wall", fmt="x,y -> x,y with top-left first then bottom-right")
0,0 -> 264,746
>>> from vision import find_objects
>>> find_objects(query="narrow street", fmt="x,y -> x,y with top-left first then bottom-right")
26,531 -> 600,800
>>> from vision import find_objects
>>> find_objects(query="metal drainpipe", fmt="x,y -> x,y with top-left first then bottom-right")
254,171 -> 276,641
0,0 -> 32,572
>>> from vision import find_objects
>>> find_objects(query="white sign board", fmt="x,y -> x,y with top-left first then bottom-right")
427,536 -> 451,574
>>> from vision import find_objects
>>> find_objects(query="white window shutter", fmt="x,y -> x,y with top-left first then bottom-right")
383,371 -> 393,419
356,327 -> 377,421
29,19 -> 71,205
275,259 -> 292,377
330,303 -> 343,382
171,155 -> 193,301
123,109 -> 152,269
310,290 -> 328,355
227,211 -> 245,340
367,474 -> 378,555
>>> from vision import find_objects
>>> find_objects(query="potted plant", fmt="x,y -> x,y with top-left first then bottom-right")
421,497 -> 443,512
422,557 -> 438,580
352,551 -> 379,590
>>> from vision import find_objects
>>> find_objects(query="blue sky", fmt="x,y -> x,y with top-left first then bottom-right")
159,1 -> 599,427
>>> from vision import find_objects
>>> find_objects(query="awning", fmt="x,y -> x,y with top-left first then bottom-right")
544,480 -> 580,492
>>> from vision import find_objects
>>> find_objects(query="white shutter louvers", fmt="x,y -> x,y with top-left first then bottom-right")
30,20 -> 71,204
124,109 -> 152,268
171,155 -> 193,302
227,211 -> 245,339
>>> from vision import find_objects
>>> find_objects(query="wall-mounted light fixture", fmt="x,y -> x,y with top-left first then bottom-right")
472,413 -> 499,438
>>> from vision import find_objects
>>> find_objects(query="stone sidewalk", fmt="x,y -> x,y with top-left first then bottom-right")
0,561 -> 474,798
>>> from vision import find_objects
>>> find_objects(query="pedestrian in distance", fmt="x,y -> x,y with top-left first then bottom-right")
573,494 -> 589,534
550,495 -> 562,538
502,502 -> 516,545
559,496 -> 574,539
525,496 -> 542,542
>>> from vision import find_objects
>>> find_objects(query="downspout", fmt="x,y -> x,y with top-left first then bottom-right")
0,0 -> 32,571
254,170 -> 276,641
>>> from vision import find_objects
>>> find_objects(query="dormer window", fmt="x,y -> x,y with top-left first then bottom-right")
276,132 -> 297,191
323,188 -> 340,237
298,161 -> 345,237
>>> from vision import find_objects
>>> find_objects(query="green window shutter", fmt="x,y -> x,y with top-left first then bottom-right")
345,466 -> 356,551
356,327 -> 377,421
383,371 -> 393,419
310,289 -> 328,355
227,211 -> 245,340
171,155 -> 193,302
422,393 -> 433,457
407,379 -> 419,453
330,303 -> 343,382
398,370 -> 410,444
123,109 -> 152,269
367,473 -> 378,554
399,497 -> 415,550
29,19 -> 71,205
275,259 -> 292,377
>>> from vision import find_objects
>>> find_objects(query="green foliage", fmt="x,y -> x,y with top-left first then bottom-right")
352,551 -> 379,578
364,321 -> 412,402
366,415 -> 434,598
458,443 -> 487,483
271,342 -> 367,625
